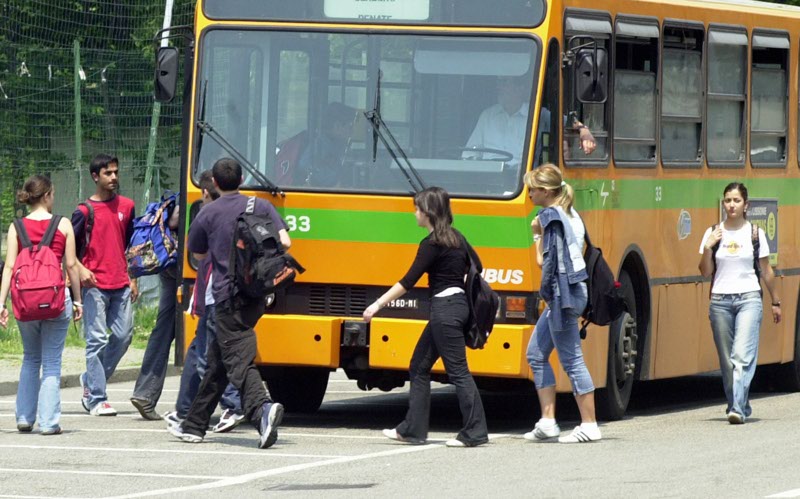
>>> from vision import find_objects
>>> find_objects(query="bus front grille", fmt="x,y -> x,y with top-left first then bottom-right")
308,285 -> 368,317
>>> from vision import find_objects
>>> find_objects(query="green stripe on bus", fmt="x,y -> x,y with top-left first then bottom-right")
572,177 -> 800,211
278,208 -> 534,248
270,177 -> 798,247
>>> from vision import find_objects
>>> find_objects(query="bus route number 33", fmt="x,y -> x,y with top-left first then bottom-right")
285,215 -> 311,232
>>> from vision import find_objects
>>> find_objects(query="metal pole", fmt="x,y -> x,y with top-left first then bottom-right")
143,0 -> 175,205
74,39 -> 83,200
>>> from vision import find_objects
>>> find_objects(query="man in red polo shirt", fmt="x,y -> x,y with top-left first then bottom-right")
72,153 -> 138,416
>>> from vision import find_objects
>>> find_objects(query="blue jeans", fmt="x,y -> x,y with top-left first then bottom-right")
527,285 -> 594,395
175,311 -> 209,418
132,272 -> 177,407
82,286 -> 133,408
709,291 -> 763,418
205,305 -> 242,414
16,296 -> 72,431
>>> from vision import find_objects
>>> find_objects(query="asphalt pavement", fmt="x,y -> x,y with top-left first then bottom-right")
1,370 -> 799,498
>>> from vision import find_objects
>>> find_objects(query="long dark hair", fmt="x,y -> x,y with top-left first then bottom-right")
723,182 -> 749,218
414,187 -> 460,248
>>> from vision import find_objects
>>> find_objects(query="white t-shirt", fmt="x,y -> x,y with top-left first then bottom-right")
699,222 -> 769,294
465,102 -> 529,166
567,208 -> 585,254
205,273 -> 215,306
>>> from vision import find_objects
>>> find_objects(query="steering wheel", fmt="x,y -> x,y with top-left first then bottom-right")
438,146 -> 514,163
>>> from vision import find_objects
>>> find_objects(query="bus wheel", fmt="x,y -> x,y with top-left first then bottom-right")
263,367 -> 330,413
596,269 -> 638,421
767,293 -> 800,392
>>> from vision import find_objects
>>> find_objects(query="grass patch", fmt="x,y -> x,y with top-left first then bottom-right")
0,304 -> 158,357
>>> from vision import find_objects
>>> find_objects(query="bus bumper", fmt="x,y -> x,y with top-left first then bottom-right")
369,318 -> 534,378
245,314 -> 534,379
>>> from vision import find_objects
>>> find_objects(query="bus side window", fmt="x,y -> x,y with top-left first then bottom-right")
750,31 -> 789,168
613,18 -> 659,167
563,12 -> 611,165
707,27 -> 747,167
535,38 -> 560,167
661,24 -> 704,168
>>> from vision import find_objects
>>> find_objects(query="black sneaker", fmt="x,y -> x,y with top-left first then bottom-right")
258,402 -> 284,449
130,397 -> 161,421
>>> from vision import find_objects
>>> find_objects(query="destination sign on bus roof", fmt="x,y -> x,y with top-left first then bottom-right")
203,0 -> 545,28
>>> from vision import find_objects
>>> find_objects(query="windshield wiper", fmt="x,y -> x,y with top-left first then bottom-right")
195,81 -> 284,197
364,70 -> 426,194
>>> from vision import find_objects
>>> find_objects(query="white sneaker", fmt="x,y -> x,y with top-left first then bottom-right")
727,412 -> 745,425
163,411 -> 184,429
558,425 -> 602,443
523,420 -> 561,441
89,402 -> 117,417
382,428 -> 425,445
213,409 -> 245,433
167,422 -> 203,443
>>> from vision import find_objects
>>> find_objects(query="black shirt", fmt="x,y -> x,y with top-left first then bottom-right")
399,231 -> 482,296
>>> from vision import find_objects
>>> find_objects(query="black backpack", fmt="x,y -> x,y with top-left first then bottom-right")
463,237 -> 500,350
579,228 -> 627,339
77,201 -> 95,260
229,196 -> 305,300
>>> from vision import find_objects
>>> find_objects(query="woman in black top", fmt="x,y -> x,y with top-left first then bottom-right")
363,187 -> 489,448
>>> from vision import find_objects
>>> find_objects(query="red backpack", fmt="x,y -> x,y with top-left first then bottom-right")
11,216 -> 66,322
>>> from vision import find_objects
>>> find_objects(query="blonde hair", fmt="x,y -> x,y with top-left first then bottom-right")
524,163 -> 575,214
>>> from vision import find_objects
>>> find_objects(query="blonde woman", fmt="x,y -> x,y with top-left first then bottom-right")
524,164 -> 600,443
0,175 -> 82,435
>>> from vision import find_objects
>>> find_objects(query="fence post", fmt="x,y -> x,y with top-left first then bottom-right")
74,39 -> 83,201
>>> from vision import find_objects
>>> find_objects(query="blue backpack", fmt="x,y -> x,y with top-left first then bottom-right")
126,192 -> 178,278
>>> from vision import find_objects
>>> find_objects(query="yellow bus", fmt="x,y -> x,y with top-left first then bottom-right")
155,0 -> 800,419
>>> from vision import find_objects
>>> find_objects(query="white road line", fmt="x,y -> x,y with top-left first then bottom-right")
323,390 -> 390,395
102,433 -> 510,498
767,489 -> 800,498
105,389 -> 179,393
0,444 -> 342,459
0,467 -> 225,481
103,442 -> 442,499
0,495 -> 81,499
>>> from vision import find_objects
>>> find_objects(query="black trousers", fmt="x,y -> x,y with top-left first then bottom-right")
182,297 -> 270,437
396,294 -> 489,445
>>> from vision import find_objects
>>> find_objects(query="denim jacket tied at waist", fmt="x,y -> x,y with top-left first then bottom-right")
538,206 -> 588,328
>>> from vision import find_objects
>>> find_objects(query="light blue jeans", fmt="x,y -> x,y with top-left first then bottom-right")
527,284 -> 594,395
82,287 -> 133,408
16,296 -> 72,431
709,291 -> 763,419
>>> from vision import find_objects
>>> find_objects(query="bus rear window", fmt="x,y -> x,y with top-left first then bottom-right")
203,0 -> 546,28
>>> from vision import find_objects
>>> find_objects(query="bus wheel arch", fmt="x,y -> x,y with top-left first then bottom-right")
596,246 -> 650,421
767,287 -> 800,391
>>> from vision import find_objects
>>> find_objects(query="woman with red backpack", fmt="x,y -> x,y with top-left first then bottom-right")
0,175 -> 83,435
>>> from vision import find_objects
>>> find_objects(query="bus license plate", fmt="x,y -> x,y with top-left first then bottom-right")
386,299 -> 419,310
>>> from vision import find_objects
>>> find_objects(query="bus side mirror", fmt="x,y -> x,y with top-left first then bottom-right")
575,47 -> 608,103
154,46 -> 179,103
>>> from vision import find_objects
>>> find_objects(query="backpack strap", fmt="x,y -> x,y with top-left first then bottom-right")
751,223 -> 762,283
79,201 -> 95,259
13,219 -> 33,250
245,196 -> 256,215
708,224 -> 720,299
39,215 -> 63,250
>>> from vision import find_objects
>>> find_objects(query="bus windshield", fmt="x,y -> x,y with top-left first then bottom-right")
194,30 -> 539,198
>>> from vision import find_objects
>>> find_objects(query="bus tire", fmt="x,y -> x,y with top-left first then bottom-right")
767,292 -> 800,392
263,367 -> 330,413
596,269 -> 638,421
